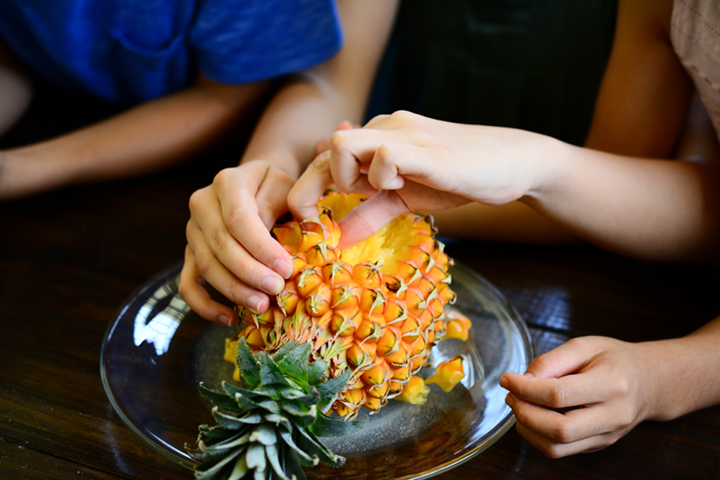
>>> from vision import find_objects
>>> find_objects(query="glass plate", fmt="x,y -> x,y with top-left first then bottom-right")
101,261 -> 533,479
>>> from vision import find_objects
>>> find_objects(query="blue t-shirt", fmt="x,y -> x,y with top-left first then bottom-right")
0,0 -> 342,104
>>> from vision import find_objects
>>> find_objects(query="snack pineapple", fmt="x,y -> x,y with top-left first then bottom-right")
189,192 -> 469,480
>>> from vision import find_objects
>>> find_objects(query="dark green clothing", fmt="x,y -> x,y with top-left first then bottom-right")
366,0 -> 617,146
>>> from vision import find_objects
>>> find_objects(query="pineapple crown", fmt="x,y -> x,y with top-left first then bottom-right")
187,338 -> 367,480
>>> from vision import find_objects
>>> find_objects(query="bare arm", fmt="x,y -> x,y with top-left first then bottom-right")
240,0 -> 398,178
180,0 -> 400,323
290,0 -> 720,261
0,74 -> 271,200
429,0 -> 704,249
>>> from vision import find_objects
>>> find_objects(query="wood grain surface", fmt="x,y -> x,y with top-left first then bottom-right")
1,89 -> 719,479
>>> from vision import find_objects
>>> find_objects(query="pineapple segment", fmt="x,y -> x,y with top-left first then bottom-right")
226,192 -> 464,419
425,356 -> 465,392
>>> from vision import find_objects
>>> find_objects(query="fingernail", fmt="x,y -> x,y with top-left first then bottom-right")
247,295 -> 264,313
499,376 -> 509,389
218,314 -> 231,326
384,176 -> 404,190
273,259 -> 293,279
505,393 -> 515,406
262,276 -> 283,295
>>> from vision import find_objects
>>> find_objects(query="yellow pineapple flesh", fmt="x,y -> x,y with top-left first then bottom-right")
226,192 -> 466,419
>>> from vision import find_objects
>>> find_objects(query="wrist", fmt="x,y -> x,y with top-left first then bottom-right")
522,134 -> 573,204
637,337 -> 705,422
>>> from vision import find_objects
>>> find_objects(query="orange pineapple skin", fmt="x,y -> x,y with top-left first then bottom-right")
230,192 -> 460,418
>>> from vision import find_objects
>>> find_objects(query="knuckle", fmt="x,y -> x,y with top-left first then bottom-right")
213,167 -> 235,187
512,405 -> 530,425
610,374 -> 632,398
247,241 -> 270,264
224,276 -> 251,304
188,188 -> 206,213
547,385 -> 568,407
543,443 -> 567,459
208,228 -> 228,256
532,352 -> 554,372
615,408 -> 637,430
232,258 -> 255,287
307,151 -> 330,174
368,113 -> 389,124
551,419 -> 575,444
390,110 -> 415,123
177,280 -> 196,305
330,131 -> 349,152
375,144 -> 395,165
194,251 -> 213,278
224,206 -> 252,233
269,164 -> 294,184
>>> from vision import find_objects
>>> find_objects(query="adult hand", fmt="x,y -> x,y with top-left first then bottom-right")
289,111 -> 554,248
499,336 -> 656,458
179,160 -> 296,325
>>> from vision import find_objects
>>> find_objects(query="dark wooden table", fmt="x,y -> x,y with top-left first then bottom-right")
2,90 -> 720,480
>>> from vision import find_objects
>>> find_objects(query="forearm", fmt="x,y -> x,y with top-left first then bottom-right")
523,138 -> 720,261
240,0 -> 399,179
240,77 -> 361,179
430,202 -> 580,244
642,316 -> 720,421
1,79 -> 269,195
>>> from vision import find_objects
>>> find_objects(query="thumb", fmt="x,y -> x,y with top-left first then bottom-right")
525,338 -> 596,379
337,190 -> 410,249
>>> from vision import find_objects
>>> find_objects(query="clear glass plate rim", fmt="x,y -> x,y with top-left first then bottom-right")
100,261 -> 535,477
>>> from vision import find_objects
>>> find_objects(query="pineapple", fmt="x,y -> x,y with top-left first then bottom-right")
233,192 -> 462,417
190,192 -> 469,479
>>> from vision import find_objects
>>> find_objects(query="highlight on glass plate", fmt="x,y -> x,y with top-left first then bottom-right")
185,192 -> 474,480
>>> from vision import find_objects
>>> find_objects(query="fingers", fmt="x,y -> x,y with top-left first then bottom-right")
498,338 -> 614,409
213,167 -> 294,280
510,396 -> 613,458
190,185 -> 288,291
186,219 -> 270,313
253,166 -> 295,230
179,246 -> 237,325
336,190 -> 410,249
501,370 -> 609,409
314,120 -> 356,156
508,393 -> 625,458
289,149 -> 376,221
288,151 -> 337,220
526,337 -> 604,378
327,130 -> 382,194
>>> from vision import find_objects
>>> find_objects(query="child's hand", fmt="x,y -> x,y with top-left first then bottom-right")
499,336 -> 656,458
289,111 -> 554,248
179,160 -> 295,325
314,120 -> 355,156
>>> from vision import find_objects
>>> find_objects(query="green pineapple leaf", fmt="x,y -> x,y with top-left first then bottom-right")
235,338 -> 260,388
271,341 -> 297,363
198,384 -> 242,412
307,359 -> 329,385
277,342 -> 312,384
310,412 -> 368,437
316,369 -> 352,408
257,351 -> 292,388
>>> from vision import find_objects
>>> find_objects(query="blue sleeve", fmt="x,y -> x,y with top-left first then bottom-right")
190,0 -> 342,84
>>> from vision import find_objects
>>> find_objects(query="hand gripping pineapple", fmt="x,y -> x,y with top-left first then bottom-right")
189,192 -> 470,480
